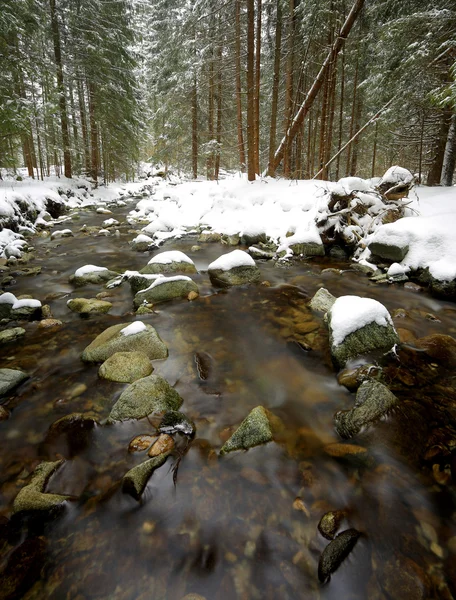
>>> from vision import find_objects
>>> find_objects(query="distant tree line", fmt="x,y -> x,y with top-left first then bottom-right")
1,0 -> 455,184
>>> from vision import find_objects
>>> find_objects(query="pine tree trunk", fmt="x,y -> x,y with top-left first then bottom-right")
418,111 -> 425,184
346,49 -> 358,175
283,0 -> 295,177
371,120 -> 378,178
77,78 -> 91,176
192,73 -> 198,179
427,109 -> 452,186
235,0 -> 246,172
49,0 -> 72,178
268,0 -> 282,173
207,57 -> 215,180
247,0 -> 256,181
440,113 -> 456,186
335,50 -> 345,180
318,65 -> 330,179
88,81 -> 99,185
215,46 -> 223,180
349,92 -> 362,175
253,0 -> 262,174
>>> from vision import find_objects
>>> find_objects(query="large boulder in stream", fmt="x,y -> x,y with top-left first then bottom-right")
220,406 -> 284,455
334,380 -> 399,439
107,373 -> 183,423
99,351 -> 153,383
328,296 -> 399,368
133,275 -> 199,306
67,297 -> 112,314
69,265 -> 120,287
140,250 -> 197,275
208,250 -> 261,288
81,321 -> 167,363
12,460 -> 71,515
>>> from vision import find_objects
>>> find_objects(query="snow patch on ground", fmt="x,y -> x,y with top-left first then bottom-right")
330,296 -> 395,347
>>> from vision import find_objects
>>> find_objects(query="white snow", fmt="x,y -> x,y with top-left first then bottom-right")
74,265 -> 108,277
0,292 -> 17,305
329,296 -> 396,347
12,298 -> 41,309
379,165 -> 414,185
208,250 -> 255,271
147,250 -> 194,265
387,262 -> 407,276
142,275 -> 192,291
102,218 -> 119,227
120,322 -> 147,336
132,234 -> 153,244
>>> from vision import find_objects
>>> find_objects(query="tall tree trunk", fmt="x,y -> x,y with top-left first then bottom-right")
207,57 -> 215,180
267,0 -> 365,176
427,109 -> 452,186
253,0 -> 262,174
371,119 -> 378,178
345,48 -> 359,175
349,90 -> 362,175
335,49 -> 345,180
215,46 -> 223,180
440,113 -> 456,186
88,81 -> 99,185
418,111 -> 425,184
246,0 -> 256,181
235,0 -> 246,172
49,0 -> 72,178
192,73 -> 198,179
283,0 -> 295,177
77,78 -> 90,175
268,0 -> 282,173
318,63 -> 330,179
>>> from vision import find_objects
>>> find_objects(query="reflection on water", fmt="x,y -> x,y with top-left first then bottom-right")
1,204 -> 456,599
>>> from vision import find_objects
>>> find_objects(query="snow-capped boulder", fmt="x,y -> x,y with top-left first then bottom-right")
70,264 -> 120,286
130,234 -> 153,252
377,166 -> 414,200
0,292 -> 42,321
51,229 -> 73,240
81,321 -> 167,363
140,250 -> 196,275
208,250 -> 261,287
133,275 -> 199,306
328,296 -> 399,368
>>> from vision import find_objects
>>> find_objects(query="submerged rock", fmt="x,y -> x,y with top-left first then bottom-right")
0,327 -> 26,344
208,250 -> 261,288
148,434 -> 175,457
334,380 -> 398,439
220,406 -> 284,455
81,322 -> 167,363
308,287 -> 336,314
122,452 -> 170,500
318,510 -> 346,540
12,460 -> 71,515
107,374 -> 183,423
328,296 -> 399,368
318,528 -> 361,583
0,368 -> 28,397
133,276 -> 199,306
1,537 -> 47,600
67,297 -> 113,314
0,406 -> 10,421
99,351 -> 153,383
129,435 -> 156,453
140,250 -> 197,275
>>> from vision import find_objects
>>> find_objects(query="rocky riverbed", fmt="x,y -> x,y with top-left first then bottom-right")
1,192 -> 456,600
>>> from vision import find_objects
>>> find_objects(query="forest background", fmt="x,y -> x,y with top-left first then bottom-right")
1,0 -> 455,186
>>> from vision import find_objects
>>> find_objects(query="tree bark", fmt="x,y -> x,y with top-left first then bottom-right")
427,109 -> 452,186
335,49 -> 345,180
253,0 -> 262,174
49,0 -> 72,178
268,0 -> 282,173
247,0 -> 256,181
192,73 -> 198,179
207,54 -> 215,180
440,113 -> 456,186
235,0 -> 246,172
215,45 -> 223,180
88,81 -> 99,185
283,0 -> 295,177
345,48 -> 358,175
267,0 -> 365,176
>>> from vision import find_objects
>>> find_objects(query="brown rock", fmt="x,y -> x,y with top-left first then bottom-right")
292,497 -> 310,517
38,318 -> 63,329
414,334 -> 456,367
148,434 -> 174,457
128,435 -> 156,453
381,557 -> 430,600
187,291 -> 198,301
0,405 -> 10,421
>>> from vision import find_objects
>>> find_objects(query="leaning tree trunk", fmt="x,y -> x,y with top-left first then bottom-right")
440,113 -> 456,186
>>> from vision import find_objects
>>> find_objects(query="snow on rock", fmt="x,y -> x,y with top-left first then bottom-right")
147,251 -> 194,266
208,250 -> 255,271
102,218 -> 119,227
143,275 -> 192,291
12,298 -> 41,309
329,296 -> 395,348
0,293 -> 17,305
51,229 -> 73,239
74,265 -> 109,277
132,234 -> 153,244
387,263 -> 408,276
120,322 -> 147,336
379,166 -> 414,186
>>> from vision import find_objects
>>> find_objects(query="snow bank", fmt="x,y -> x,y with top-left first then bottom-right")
208,250 -> 255,271
330,296 -> 395,347
120,322 -> 147,336
147,251 -> 194,265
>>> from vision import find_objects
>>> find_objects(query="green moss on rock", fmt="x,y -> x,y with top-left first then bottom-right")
122,452 -> 170,499
99,351 -> 153,383
12,460 -> 71,515
220,406 -> 283,455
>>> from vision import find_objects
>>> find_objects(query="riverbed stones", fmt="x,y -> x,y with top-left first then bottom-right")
98,351 -> 153,383
318,510 -> 346,540
12,460 -> 71,515
289,241 -> 325,257
198,231 -> 221,243
318,528 -> 361,583
208,250 -> 261,288
0,368 -> 28,396
69,266 -> 120,286
219,406 -> 284,455
140,250 -> 196,275
122,452 -> 170,500
130,234 -> 153,252
328,296 -> 399,368
334,380 -> 399,439
0,327 -> 26,344
368,239 -> 409,262
158,410 -> 195,436
107,374 -> 183,423
67,297 -> 113,314
308,287 -> 336,314
133,276 -> 199,306
148,434 -> 174,457
81,322 -> 167,363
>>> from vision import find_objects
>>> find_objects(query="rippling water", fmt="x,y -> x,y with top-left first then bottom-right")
1,203 -> 456,599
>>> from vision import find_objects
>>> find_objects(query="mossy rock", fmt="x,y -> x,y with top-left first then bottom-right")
0,327 -> 26,344
12,460 -> 71,515
67,297 -> 113,314
69,269 -> 120,286
99,351 -> 153,383
133,277 -> 199,306
220,406 -> 284,455
368,241 -> 409,262
122,452 -> 170,500
81,322 -> 167,363
0,368 -> 28,396
107,374 -> 183,423
140,254 -> 196,275
309,288 -> 336,313
290,242 -> 325,257
208,265 -> 261,288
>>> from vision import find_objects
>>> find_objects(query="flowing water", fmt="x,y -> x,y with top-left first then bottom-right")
1,200 -> 456,600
